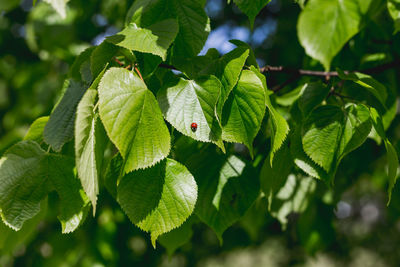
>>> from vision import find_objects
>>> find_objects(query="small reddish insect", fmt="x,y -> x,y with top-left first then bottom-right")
191,122 -> 198,132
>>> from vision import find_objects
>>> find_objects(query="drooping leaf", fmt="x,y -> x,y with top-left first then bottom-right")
24,116 -> 49,143
75,89 -> 107,214
266,96 -> 290,163
189,152 -> 259,242
157,75 -> 224,149
98,67 -> 171,173
0,141 -> 88,233
44,79 -> 87,152
302,105 -> 344,173
233,0 -> 271,28
297,0 -> 362,70
222,70 -> 266,156
0,199 -> 47,254
0,141 -> 50,230
117,159 -> 197,247
337,69 -> 387,106
158,216 -> 196,255
298,82 -> 330,118
369,107 -> 399,204
106,19 -> 179,60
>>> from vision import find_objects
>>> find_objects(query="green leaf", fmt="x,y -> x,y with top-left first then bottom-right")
369,107 -> 386,139
190,153 -> 259,242
291,128 -> 330,181
0,141 -> 88,233
298,82 -> 330,118
75,89 -> 107,215
170,0 -> 210,58
126,0 -> 172,27
91,42 -> 120,79
117,159 -> 197,247
43,0 -> 70,18
207,47 -> 250,119
0,141 -> 50,230
233,0 -> 271,28
127,0 -> 210,58
103,154 -> 123,199
337,69 -> 387,106
222,70 -> 266,156
260,142 -> 292,210
388,0 -> 400,33
24,116 -> 49,143
98,67 -> 170,172
266,95 -> 290,163
69,47 -> 95,82
47,154 -> 89,233
229,39 -> 259,69
0,199 -> 47,254
44,79 -> 87,152
297,0 -> 362,70
369,107 -> 399,204
338,104 -> 372,159
157,75 -> 224,149
158,216 -> 195,255
302,105 -> 344,173
106,19 -> 179,60
385,140 -> 399,204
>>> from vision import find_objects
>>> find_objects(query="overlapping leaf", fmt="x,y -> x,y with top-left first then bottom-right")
0,141 -> 88,233
106,19 -> 179,60
222,70 -> 266,156
201,47 -> 250,118
117,159 -> 197,247
302,105 -> 344,173
126,0 -> 209,59
44,79 -> 87,152
98,67 -> 170,172
75,89 -> 107,214
157,75 -> 223,149
337,70 -> 387,106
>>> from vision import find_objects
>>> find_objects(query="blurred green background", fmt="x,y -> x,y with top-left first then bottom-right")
1,0 -> 400,266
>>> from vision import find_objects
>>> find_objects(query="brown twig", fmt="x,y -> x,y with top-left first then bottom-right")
134,64 -> 144,81
113,57 -> 124,66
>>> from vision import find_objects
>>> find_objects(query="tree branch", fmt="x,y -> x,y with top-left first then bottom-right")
259,60 -> 400,77
157,60 -> 400,92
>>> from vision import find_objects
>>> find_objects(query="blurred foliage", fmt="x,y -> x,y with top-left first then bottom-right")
1,0 -> 400,266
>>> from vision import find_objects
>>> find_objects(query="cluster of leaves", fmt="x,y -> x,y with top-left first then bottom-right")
1,0 -> 399,254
